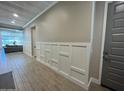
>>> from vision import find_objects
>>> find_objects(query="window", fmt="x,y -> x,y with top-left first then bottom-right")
115,3 -> 124,13
0,29 -> 23,46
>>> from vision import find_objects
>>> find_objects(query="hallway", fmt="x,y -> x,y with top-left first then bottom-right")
0,1 -> 123,91
0,49 -> 110,91
0,50 -> 85,91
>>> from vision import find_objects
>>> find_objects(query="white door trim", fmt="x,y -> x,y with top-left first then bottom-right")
98,1 -> 110,84
88,1 -> 96,82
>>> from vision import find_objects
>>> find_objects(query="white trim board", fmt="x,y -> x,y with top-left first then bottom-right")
88,1 -> 96,85
98,1 -> 109,85
88,1 -> 95,64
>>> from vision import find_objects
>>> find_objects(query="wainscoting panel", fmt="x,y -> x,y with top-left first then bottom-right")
70,43 -> 90,84
35,42 -> 90,89
44,44 -> 51,65
50,43 -> 59,70
59,44 -> 70,75
40,43 -> 45,63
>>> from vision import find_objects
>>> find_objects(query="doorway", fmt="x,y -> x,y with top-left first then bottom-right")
31,26 -> 37,58
101,1 -> 124,90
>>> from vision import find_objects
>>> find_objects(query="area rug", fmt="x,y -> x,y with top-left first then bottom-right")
0,71 -> 15,89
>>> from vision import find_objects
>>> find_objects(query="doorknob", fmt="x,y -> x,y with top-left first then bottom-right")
103,55 -> 109,59
103,52 -> 109,60
104,52 -> 108,55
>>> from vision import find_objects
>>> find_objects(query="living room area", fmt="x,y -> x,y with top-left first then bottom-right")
0,28 -> 23,54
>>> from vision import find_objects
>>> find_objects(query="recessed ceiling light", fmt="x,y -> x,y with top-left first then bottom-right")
11,20 -> 15,24
13,13 -> 19,17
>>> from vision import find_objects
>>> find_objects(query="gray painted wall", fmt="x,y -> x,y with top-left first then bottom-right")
25,1 -> 92,42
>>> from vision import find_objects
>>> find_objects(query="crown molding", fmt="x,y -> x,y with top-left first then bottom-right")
23,1 -> 58,28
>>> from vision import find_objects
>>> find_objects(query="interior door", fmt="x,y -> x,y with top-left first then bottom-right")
102,2 -> 124,90
31,26 -> 36,58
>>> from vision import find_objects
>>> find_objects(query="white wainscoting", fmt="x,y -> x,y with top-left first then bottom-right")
35,42 -> 90,89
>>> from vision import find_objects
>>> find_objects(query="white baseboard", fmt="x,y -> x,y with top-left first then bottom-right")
88,77 -> 93,88
87,77 -> 100,90
69,76 -> 88,90
92,77 -> 100,85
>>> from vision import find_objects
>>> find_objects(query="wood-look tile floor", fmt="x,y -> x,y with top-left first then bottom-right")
0,51 -> 85,91
0,49 -> 110,91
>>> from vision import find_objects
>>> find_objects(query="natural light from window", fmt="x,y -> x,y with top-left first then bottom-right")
0,29 -> 23,46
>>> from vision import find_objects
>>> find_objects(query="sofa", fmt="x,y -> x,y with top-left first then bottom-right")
4,45 -> 23,53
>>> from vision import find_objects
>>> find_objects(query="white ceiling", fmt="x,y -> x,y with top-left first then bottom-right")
0,1 -> 56,29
